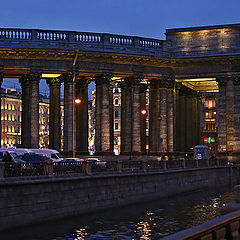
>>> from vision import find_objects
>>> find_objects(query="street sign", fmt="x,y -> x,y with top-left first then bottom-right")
204,138 -> 209,143
204,137 -> 216,143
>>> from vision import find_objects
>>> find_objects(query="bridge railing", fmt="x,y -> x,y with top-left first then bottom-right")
162,209 -> 240,240
0,158 -> 228,179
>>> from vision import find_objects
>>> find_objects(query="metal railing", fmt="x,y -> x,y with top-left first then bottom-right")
0,158 -> 228,179
162,209 -> 240,240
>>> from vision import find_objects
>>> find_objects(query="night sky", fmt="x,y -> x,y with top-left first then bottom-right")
1,0 -> 240,93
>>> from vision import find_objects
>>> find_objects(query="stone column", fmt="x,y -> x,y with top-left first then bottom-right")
95,74 -> 113,155
158,73 -> 175,153
75,77 -> 89,155
185,89 -> 193,152
131,76 -> 142,154
0,72 -> 2,147
47,78 -> 61,151
60,73 -> 73,155
226,79 -> 235,153
20,73 -> 40,148
174,83 -> 181,153
179,88 -> 186,153
159,88 -> 167,152
30,73 -> 41,148
216,77 -> 227,154
120,78 -> 132,154
140,84 -> 147,154
148,79 -> 159,154
233,77 -> 240,154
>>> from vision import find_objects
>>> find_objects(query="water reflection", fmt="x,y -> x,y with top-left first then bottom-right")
0,188 -> 234,240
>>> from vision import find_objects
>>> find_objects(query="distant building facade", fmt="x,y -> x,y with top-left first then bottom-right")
1,88 -> 64,149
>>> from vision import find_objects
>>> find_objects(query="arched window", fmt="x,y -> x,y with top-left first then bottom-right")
115,110 -> 119,118
114,99 -> 119,105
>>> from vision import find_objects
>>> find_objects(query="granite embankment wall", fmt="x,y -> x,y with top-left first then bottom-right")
0,167 -> 238,231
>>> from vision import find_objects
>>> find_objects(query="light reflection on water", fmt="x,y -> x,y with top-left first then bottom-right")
0,188 -> 235,240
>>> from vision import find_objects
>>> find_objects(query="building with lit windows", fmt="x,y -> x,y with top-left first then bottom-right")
1,88 -> 64,149
200,93 -> 217,154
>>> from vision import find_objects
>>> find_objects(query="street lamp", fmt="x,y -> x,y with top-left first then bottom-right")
75,98 -> 81,104
141,109 -> 147,115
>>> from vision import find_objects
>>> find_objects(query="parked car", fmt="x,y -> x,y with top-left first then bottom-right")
61,158 -> 85,163
0,149 -> 25,163
30,149 -> 64,162
19,153 -> 48,163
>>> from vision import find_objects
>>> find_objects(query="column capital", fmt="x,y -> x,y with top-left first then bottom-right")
58,73 -> 73,84
216,76 -> 228,87
121,75 -> 143,88
75,76 -> 90,88
94,74 -> 113,85
46,78 -> 62,88
233,76 -> 240,86
149,78 -> 159,89
175,82 -> 182,90
140,83 -> 148,93
19,72 -> 41,87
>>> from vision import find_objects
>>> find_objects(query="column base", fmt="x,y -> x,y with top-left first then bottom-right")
230,152 -> 240,163
217,152 -> 228,159
120,152 -> 142,156
75,151 -> 89,156
94,151 -> 114,156
61,151 -> 73,157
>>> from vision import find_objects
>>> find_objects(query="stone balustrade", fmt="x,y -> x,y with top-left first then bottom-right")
162,209 -> 240,240
0,24 -> 240,58
0,28 -> 165,56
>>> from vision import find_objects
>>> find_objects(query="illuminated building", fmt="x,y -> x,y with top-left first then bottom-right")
200,93 -> 217,154
1,88 -> 64,149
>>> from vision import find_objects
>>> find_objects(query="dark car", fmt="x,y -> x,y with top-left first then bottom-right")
19,153 -> 47,163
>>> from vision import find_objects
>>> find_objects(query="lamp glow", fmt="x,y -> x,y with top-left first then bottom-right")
75,99 -> 81,104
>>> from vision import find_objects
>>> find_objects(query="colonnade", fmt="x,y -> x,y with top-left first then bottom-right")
1,71 -> 239,157
216,75 -> 240,159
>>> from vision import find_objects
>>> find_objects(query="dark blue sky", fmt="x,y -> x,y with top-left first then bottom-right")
1,0 -> 240,93
1,0 -> 240,39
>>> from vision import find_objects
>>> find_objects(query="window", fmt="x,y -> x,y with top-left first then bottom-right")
115,110 -> 119,118
114,99 -> 119,105
115,123 -> 119,130
205,99 -> 216,109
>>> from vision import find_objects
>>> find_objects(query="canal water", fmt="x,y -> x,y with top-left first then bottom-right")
0,187 -> 235,240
